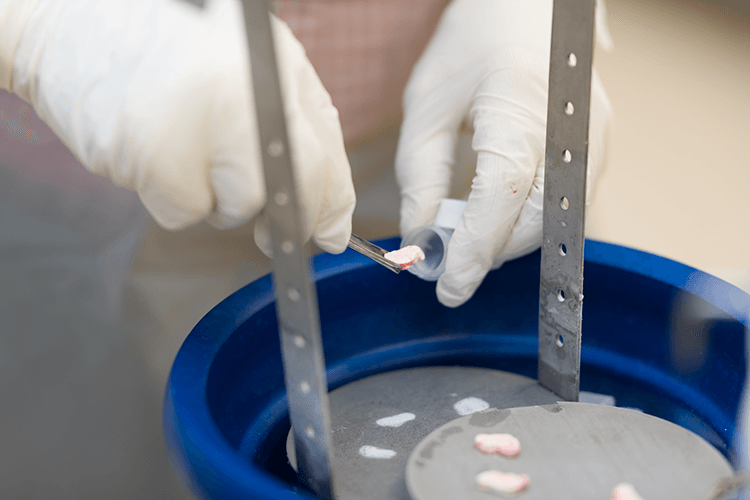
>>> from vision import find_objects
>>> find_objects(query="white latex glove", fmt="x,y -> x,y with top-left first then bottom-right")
0,0 -> 355,254
396,0 -> 612,307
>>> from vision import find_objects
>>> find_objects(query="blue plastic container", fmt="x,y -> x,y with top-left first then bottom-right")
164,239 -> 750,499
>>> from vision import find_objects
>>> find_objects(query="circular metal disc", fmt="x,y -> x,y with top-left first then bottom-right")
287,367 -> 560,500
406,402 -> 733,500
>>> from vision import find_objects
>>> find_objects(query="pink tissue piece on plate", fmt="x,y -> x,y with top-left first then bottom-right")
611,483 -> 645,500
476,471 -> 530,496
475,433 -> 522,458
384,245 -> 425,270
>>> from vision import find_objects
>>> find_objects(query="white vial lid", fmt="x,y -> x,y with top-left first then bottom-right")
434,199 -> 467,229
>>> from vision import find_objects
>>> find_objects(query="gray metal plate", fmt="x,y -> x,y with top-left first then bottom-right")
287,367 -> 560,500
406,402 -> 733,500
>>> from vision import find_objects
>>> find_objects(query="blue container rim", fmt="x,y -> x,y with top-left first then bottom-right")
164,239 -> 750,499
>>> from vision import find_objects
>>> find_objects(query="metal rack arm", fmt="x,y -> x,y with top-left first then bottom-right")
538,0 -> 597,401
240,1 -> 336,496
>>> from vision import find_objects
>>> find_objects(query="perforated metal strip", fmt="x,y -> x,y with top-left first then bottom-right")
240,1 -> 335,497
538,0 -> 597,402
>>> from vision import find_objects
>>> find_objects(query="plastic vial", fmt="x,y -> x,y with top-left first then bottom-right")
401,199 -> 466,281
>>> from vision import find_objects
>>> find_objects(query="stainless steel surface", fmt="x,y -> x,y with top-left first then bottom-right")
538,0 -> 597,402
287,367 -> 559,500
240,1 -> 335,497
348,234 -> 403,274
406,403 -> 733,500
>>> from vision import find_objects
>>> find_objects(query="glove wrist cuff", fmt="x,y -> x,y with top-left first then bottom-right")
0,0 -> 45,92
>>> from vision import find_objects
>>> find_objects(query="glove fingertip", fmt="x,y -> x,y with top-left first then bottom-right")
205,211 -> 244,230
138,187 -> 206,231
436,248 -> 493,307
436,275 -> 475,308
313,218 -> 352,255
253,216 -> 274,258
399,196 -> 441,237
314,236 -> 349,255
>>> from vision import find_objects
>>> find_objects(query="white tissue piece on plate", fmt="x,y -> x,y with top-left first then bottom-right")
476,470 -> 530,496
578,391 -> 616,406
611,483 -> 645,500
376,412 -> 416,428
384,245 -> 425,270
454,397 -> 490,416
358,445 -> 397,459
475,433 -> 522,458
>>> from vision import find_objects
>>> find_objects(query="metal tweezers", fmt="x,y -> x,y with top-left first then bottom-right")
347,234 -> 402,274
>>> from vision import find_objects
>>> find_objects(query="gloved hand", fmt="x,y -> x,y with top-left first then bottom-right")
0,0 -> 355,254
396,0 -> 612,307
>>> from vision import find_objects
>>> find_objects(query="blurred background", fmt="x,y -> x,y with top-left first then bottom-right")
587,0 -> 750,294
0,0 -> 747,498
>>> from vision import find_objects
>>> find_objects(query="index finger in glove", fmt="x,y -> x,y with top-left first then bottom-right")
254,18 -> 355,256
437,50 -> 548,308
395,51 -> 480,237
294,30 -> 356,254
485,69 -> 612,270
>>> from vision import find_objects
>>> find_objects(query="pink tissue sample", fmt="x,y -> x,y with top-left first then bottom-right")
611,483 -> 645,500
384,245 -> 425,270
475,433 -> 522,458
476,471 -> 530,496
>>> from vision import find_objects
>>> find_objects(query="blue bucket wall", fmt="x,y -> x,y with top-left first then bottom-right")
164,239 -> 750,500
